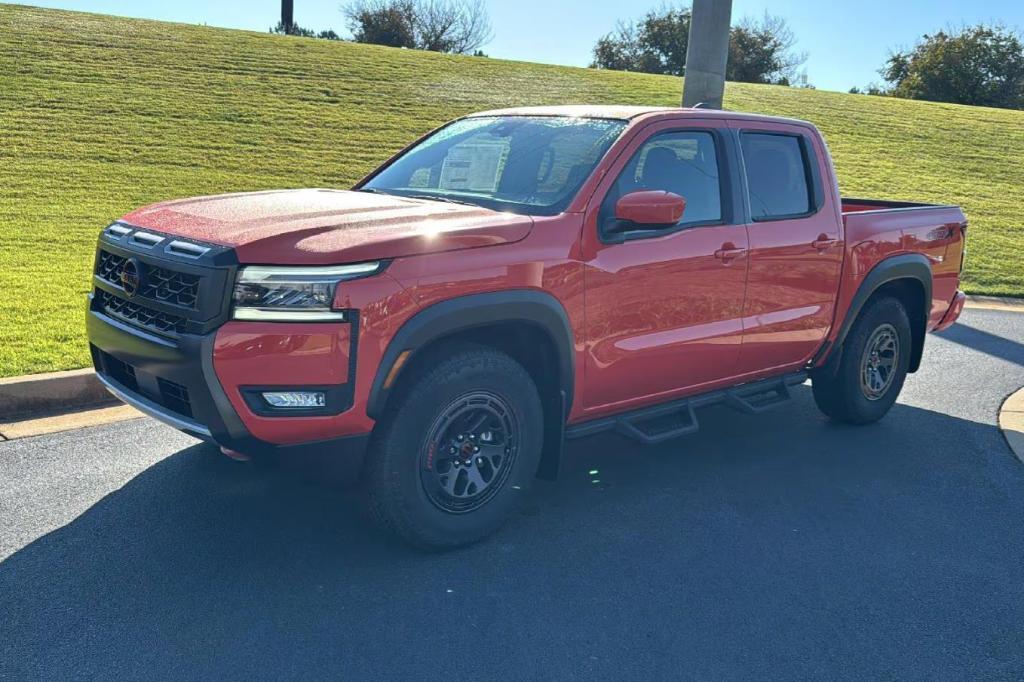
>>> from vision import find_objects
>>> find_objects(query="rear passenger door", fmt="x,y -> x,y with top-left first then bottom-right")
729,120 -> 843,374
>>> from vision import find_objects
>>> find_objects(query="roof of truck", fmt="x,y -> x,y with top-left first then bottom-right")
467,105 -> 813,128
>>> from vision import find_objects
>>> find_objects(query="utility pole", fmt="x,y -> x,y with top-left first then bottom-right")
682,0 -> 733,109
281,0 -> 294,34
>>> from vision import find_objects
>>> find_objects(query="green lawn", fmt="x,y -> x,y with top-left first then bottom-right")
1,4 -> 1022,378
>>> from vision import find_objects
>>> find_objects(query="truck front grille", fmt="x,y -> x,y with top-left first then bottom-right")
96,290 -> 189,336
97,250 -> 200,309
92,226 -> 235,338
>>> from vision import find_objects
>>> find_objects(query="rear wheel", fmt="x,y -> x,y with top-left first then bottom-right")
364,345 -> 543,550
812,296 -> 912,424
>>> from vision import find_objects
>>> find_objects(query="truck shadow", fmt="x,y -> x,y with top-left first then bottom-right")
3,383 -> 1024,677
936,321 -> 1024,368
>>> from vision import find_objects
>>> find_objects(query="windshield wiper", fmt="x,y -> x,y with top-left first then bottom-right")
405,194 -> 481,208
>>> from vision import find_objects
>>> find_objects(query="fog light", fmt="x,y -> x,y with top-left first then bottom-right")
261,391 -> 326,408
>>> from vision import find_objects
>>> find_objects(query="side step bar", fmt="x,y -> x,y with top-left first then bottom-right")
565,371 -> 808,445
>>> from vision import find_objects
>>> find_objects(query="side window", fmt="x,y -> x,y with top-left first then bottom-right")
739,133 -> 813,220
601,131 -> 723,228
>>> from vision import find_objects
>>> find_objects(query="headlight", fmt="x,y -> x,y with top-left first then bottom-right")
232,262 -> 383,321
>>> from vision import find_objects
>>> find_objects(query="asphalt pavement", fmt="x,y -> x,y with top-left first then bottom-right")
2,308 -> 1023,680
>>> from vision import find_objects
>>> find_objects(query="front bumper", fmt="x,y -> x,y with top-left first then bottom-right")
97,370 -> 212,440
87,304 -> 370,476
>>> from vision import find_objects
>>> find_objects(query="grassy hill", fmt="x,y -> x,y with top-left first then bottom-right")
1,4 -> 1022,378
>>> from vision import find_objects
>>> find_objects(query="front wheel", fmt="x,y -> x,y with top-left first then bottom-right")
363,344 -> 543,550
812,296 -> 912,425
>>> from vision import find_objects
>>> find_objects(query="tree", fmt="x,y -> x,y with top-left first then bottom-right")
416,0 -> 492,53
592,23 -> 653,74
881,25 -> 1024,109
343,0 -> 493,54
343,0 -> 416,48
727,13 -> 805,85
592,7 -> 691,76
590,5 -> 806,86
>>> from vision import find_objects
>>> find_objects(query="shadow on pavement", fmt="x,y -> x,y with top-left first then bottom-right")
2,386 -> 1024,679
938,322 -> 1024,368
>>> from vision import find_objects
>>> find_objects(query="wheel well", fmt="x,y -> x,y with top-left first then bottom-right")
867,277 -> 928,373
383,321 -> 567,479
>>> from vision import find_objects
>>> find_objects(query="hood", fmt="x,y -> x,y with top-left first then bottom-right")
120,189 -> 534,265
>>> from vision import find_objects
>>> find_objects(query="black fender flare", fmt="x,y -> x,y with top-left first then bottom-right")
366,290 -> 576,420
825,253 -> 933,373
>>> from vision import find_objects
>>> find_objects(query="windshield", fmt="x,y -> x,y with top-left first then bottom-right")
360,116 -> 627,216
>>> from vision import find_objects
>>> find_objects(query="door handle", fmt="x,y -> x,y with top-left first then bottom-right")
812,235 -> 838,250
714,244 -> 747,262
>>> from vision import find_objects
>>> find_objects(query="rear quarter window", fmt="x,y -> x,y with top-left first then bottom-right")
740,133 -> 813,220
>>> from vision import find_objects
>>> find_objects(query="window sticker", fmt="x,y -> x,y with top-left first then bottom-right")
439,138 -> 509,192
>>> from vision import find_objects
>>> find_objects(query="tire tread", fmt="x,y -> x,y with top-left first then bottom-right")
812,296 -> 911,425
364,343 -> 542,550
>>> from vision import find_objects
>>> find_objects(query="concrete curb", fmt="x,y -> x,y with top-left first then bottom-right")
0,369 -> 117,421
0,295 -> 1020,423
965,295 -> 1024,312
0,404 -> 142,441
998,388 -> 1024,465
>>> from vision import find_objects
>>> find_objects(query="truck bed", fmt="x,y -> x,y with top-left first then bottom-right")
841,197 -> 958,214
839,197 -> 967,330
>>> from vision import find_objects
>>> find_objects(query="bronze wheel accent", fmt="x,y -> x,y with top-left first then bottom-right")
859,323 -> 899,401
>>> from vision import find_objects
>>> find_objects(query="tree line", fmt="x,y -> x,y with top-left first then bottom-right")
274,0 -> 492,55
275,1 -> 1024,110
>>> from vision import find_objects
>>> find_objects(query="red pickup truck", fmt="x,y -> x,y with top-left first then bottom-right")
88,106 -> 967,548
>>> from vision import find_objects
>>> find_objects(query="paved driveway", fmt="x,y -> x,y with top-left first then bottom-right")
2,309 -> 1023,679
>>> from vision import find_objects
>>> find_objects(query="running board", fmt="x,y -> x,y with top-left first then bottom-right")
565,371 -> 808,445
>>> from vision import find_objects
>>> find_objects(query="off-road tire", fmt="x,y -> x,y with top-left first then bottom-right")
812,296 -> 912,425
363,344 -> 543,550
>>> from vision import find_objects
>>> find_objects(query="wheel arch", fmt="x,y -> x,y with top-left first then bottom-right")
366,290 -> 576,480
826,253 -> 932,374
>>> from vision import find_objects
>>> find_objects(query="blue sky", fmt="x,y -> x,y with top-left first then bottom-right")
5,0 -> 1022,92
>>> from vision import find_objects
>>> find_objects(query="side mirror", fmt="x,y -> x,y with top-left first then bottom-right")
614,190 -> 686,227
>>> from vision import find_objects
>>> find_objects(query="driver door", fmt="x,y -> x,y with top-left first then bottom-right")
580,120 -> 750,413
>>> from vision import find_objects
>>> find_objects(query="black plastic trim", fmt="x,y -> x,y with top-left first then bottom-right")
97,372 -> 212,439
824,253 -> 932,373
840,197 -> 957,212
566,371 -> 808,443
366,290 -> 575,420
535,389 -> 567,482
